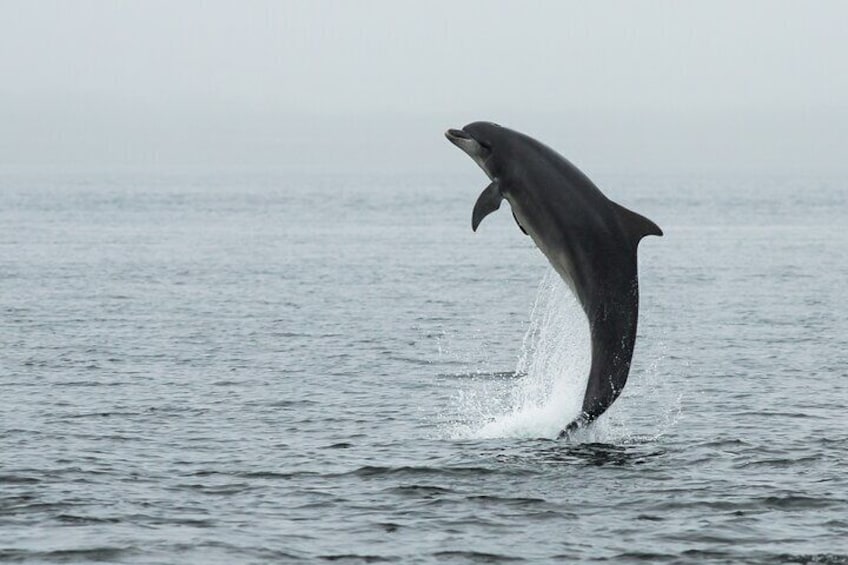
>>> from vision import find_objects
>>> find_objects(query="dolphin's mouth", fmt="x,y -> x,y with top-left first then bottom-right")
445,128 -> 471,142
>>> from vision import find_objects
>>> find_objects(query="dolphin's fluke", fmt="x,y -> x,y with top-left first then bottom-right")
472,181 -> 502,232
557,415 -> 587,439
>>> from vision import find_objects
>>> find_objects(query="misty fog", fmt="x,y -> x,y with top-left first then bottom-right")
1,1 -> 845,174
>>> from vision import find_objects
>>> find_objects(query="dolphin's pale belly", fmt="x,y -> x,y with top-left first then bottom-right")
508,198 -> 582,308
538,240 -> 581,306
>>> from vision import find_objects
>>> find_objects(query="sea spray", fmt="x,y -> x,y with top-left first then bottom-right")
447,269 -> 591,439
442,267 -> 678,441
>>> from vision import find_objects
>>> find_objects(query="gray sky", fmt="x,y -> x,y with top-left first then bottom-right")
1,1 -> 846,173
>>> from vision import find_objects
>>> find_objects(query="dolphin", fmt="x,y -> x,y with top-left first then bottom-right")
445,121 -> 662,437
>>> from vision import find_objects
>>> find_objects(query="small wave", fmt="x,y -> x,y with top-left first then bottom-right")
55,514 -> 122,525
322,442 -> 353,449
735,455 -> 822,468
534,442 -> 666,467
0,474 -> 40,485
465,495 -> 546,504
50,380 -> 130,387
0,547 -> 131,562
433,550 -> 524,562
635,514 -> 665,521
611,549 -> 739,562
245,398 -> 318,408
760,494 -> 843,510
236,470 -> 319,480
385,484 -> 454,496
779,554 -> 848,565
609,551 -> 678,562
696,438 -> 755,449
350,465 -> 509,479
653,494 -> 842,513
319,554 -> 391,563
171,482 -> 255,496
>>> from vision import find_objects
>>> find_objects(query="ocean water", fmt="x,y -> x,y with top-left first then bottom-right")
1,170 -> 846,563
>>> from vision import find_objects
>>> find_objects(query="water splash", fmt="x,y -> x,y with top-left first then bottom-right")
441,267 -> 679,442
446,269 -> 591,439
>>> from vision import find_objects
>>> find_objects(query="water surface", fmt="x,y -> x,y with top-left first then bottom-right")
1,171 -> 846,563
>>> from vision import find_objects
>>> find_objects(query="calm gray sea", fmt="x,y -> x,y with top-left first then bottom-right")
1,171 -> 846,564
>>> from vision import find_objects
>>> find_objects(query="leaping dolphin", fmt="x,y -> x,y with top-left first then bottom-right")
445,122 -> 662,437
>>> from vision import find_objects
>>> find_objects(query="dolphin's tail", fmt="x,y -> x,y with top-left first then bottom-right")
557,413 -> 589,439
557,205 -> 661,441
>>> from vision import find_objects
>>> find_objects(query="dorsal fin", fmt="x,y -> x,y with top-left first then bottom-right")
610,201 -> 663,242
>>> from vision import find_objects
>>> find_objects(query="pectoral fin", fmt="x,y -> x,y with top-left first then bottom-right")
472,181 -> 502,232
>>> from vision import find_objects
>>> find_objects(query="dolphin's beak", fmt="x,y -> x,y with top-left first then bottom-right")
445,128 -> 471,144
